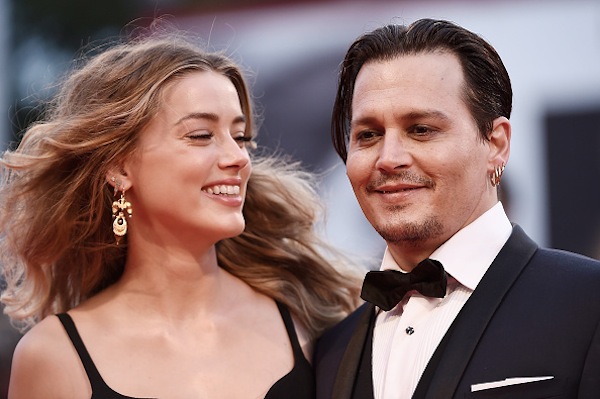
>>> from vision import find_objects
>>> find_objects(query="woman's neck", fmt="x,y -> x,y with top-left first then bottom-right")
109,244 -> 247,321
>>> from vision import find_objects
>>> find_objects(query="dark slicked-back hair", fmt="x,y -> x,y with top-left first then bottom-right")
332,18 -> 512,161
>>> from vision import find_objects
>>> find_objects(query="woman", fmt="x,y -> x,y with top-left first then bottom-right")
0,32 -> 360,398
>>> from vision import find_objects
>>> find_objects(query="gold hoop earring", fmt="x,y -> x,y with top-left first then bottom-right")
112,189 -> 132,244
490,163 -> 505,187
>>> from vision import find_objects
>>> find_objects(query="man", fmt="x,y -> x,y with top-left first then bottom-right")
315,18 -> 600,399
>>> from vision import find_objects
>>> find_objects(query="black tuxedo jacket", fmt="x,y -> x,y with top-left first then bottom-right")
315,225 -> 600,398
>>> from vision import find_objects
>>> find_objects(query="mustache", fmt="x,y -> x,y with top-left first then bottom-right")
366,171 -> 435,191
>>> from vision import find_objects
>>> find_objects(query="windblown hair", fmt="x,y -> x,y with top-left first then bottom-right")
0,32 -> 361,335
332,18 -> 513,161
218,156 -> 361,339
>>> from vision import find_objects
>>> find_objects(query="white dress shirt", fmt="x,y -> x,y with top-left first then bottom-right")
372,202 -> 512,399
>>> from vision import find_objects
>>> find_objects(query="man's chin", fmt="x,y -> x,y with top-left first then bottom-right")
374,218 -> 444,244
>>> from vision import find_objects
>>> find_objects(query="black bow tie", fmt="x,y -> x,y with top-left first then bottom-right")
360,258 -> 447,311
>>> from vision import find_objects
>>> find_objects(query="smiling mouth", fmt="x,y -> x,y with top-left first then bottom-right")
202,185 -> 241,196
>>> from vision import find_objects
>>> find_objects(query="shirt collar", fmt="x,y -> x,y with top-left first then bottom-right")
380,202 -> 512,290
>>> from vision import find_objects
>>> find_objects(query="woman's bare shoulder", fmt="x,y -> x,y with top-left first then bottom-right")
8,315 -> 88,399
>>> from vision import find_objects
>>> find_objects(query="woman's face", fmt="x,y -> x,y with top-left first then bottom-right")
123,70 -> 252,248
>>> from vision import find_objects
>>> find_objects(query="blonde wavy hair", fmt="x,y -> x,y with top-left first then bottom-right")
0,32 -> 361,336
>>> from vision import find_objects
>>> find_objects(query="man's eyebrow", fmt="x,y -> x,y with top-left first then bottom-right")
403,110 -> 451,122
351,109 -> 451,128
350,116 -> 379,129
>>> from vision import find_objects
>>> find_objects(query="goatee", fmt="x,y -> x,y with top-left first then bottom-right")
375,218 -> 443,245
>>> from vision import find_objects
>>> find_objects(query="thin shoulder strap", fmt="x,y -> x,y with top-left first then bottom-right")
266,302 -> 315,398
56,314 -> 155,399
56,313 -> 107,391
275,302 -> 305,360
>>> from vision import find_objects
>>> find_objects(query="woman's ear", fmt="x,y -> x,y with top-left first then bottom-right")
487,116 -> 511,172
105,165 -> 132,194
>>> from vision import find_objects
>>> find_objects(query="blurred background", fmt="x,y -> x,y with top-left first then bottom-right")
0,0 -> 599,395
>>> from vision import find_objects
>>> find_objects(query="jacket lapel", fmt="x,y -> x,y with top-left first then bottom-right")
332,303 -> 376,399
414,225 -> 538,399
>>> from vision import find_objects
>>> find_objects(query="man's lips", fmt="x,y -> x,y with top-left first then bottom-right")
366,172 -> 434,193
373,184 -> 424,194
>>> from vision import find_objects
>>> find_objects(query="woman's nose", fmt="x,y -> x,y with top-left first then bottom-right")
219,135 -> 250,170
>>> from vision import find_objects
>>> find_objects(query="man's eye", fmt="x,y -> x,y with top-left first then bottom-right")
411,125 -> 433,135
355,130 -> 380,141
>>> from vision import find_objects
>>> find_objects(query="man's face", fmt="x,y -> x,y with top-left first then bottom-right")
346,51 -> 502,266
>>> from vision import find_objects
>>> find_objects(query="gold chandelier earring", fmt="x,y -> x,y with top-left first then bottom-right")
490,163 -> 505,187
112,182 -> 132,244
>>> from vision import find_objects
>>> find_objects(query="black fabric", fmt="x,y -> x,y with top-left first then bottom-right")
361,258 -> 447,311
266,302 -> 315,398
57,301 -> 313,399
56,313 -> 150,399
350,309 -> 375,399
314,303 -> 375,399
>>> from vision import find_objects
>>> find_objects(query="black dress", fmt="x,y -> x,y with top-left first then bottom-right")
57,301 -> 315,398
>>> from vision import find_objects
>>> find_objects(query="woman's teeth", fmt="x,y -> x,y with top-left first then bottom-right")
204,185 -> 240,195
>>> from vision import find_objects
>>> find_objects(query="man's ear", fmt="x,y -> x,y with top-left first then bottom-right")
487,116 -> 511,172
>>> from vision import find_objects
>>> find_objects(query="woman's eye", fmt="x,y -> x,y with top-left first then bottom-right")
234,135 -> 255,148
188,131 -> 213,140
